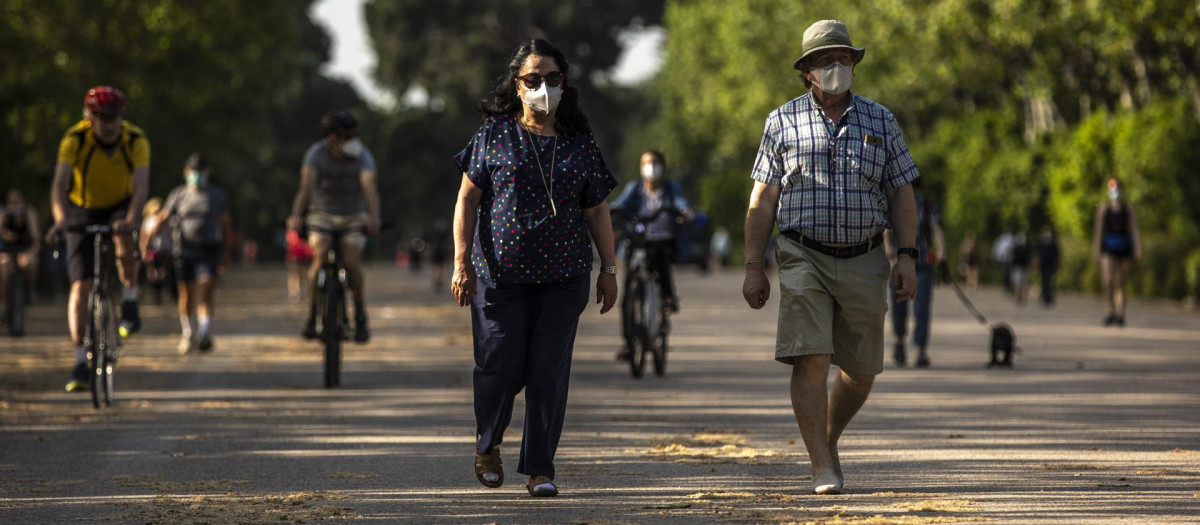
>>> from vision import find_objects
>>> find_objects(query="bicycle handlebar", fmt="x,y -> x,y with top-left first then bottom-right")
67,224 -> 115,235
610,207 -> 685,223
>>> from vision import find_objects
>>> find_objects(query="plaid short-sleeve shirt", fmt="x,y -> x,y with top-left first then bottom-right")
751,92 -> 920,245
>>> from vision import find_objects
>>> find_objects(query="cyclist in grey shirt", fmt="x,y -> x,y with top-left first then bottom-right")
287,110 -> 381,343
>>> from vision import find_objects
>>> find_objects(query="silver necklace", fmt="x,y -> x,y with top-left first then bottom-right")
519,121 -> 557,217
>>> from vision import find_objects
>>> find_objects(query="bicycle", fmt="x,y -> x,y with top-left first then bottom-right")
71,224 -> 121,409
3,249 -> 31,337
612,208 -> 682,378
307,227 -> 355,388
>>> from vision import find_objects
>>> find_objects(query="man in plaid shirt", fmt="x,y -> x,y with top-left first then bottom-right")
741,20 -> 919,495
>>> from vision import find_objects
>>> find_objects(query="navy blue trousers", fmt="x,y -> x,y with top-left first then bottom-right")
891,264 -> 934,349
471,274 -> 590,479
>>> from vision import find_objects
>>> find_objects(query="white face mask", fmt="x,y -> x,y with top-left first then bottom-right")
813,63 -> 853,95
641,164 -> 663,182
522,83 -> 563,114
340,137 -> 364,158
1108,188 -> 1120,201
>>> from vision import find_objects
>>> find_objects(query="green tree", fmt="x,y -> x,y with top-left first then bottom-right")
362,0 -> 666,236
0,0 -> 363,254
652,0 -> 1200,296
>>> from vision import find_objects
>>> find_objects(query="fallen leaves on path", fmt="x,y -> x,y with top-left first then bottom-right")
1039,463 -> 1110,471
106,490 -> 351,524
630,431 -> 795,464
892,499 -> 979,512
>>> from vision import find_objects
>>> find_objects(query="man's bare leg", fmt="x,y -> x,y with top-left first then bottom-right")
790,354 -> 840,493
827,368 -> 876,486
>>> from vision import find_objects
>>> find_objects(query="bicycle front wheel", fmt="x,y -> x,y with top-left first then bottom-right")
320,278 -> 343,388
87,292 -> 114,408
623,279 -> 651,379
642,279 -> 667,377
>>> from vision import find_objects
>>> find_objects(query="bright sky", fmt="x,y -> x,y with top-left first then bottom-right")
309,0 -> 663,110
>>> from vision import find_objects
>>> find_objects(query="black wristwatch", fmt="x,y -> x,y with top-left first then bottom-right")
897,247 -> 920,260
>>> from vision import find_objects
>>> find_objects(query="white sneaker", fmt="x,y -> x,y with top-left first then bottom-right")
178,335 -> 195,355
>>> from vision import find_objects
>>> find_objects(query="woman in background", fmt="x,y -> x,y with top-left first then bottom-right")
1092,176 -> 1141,326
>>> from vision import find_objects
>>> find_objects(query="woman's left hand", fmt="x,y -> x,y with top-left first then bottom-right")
596,273 -> 617,314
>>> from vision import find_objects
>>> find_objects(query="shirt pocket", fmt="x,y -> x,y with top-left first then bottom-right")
848,138 -> 886,186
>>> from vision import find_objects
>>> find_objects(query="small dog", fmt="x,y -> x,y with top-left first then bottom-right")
988,323 -> 1015,368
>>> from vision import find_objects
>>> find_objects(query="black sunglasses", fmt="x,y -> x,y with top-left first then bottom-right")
516,71 -> 564,90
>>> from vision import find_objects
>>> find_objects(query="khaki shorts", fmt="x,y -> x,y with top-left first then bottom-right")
306,211 -> 368,250
774,234 -> 891,375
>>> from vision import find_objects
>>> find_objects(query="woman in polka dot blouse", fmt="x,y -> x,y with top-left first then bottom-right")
451,39 -> 619,498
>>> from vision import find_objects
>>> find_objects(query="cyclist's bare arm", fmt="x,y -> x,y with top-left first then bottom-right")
47,163 -> 73,241
118,166 -> 149,233
360,168 -> 381,235
288,165 -> 317,231
145,207 -> 173,241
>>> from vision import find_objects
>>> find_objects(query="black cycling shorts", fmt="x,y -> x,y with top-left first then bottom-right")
64,200 -> 130,283
175,243 -> 222,282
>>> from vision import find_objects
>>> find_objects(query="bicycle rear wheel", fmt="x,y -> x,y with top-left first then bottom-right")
624,280 -> 651,379
653,326 -> 669,377
320,278 -> 343,388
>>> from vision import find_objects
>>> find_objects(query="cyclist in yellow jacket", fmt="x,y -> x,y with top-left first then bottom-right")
47,86 -> 150,392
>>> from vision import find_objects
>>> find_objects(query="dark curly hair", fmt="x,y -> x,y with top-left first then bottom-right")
478,39 -> 592,135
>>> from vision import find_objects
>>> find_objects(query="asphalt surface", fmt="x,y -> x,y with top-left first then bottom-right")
1,265 -> 1198,524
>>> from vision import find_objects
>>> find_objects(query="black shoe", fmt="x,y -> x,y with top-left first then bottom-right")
1114,316 -> 1125,327
1103,314 -> 1116,327
354,315 -> 370,343
118,300 -> 141,338
65,362 -> 90,392
893,343 -> 907,366
197,333 -> 214,352
302,318 -> 318,340
916,355 -> 930,368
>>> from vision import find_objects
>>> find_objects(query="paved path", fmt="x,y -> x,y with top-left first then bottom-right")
1,265 -> 1198,524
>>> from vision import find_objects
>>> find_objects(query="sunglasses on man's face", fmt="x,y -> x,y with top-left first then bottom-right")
517,71 -> 564,90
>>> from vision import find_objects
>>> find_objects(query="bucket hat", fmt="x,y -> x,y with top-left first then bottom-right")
793,20 -> 865,70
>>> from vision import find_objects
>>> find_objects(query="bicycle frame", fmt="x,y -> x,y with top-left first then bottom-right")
613,208 -> 680,378
79,224 -> 118,408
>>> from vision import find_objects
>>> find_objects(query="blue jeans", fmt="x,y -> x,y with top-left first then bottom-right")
891,264 -> 934,349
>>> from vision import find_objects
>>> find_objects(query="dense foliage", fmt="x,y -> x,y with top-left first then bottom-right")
1,0 -> 364,257
651,0 -> 1200,298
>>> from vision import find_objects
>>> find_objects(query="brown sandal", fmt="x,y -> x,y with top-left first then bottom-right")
475,447 -> 503,488
526,475 -> 557,497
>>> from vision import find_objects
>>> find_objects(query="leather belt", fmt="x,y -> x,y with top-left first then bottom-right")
780,230 -> 883,259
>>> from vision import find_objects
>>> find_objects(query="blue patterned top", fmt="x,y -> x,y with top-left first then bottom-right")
454,114 -> 618,284
751,92 -> 920,245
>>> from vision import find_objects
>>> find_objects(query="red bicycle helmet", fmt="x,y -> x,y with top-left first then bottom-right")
84,86 -> 125,116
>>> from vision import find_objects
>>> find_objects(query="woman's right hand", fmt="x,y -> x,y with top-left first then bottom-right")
452,262 -> 476,307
